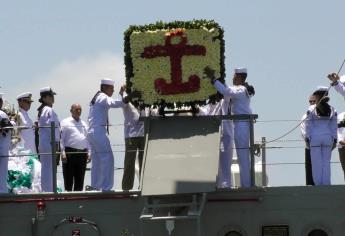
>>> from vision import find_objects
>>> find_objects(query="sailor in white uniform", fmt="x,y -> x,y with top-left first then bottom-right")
37,87 -> 60,192
198,97 -> 234,188
87,78 -> 140,191
304,86 -> 337,185
16,92 -> 36,154
0,93 -> 13,193
204,67 -> 255,187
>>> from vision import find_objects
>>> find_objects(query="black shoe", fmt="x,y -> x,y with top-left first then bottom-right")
85,185 -> 98,191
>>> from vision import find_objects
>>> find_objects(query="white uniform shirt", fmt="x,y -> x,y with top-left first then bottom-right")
38,106 -> 60,144
337,112 -> 345,148
122,103 -> 146,138
0,110 -> 11,157
18,108 -> 36,154
214,80 -> 252,115
88,92 -> 124,132
60,116 -> 90,155
333,80 -> 345,97
305,104 -> 337,140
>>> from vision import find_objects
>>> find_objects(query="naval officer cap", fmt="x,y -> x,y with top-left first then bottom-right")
40,86 -> 57,96
17,92 -> 34,101
234,68 -> 247,74
101,78 -> 115,86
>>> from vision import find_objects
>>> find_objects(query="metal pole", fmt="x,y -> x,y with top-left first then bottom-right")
249,117 -> 255,187
51,121 -> 57,193
139,116 -> 151,191
261,137 -> 267,187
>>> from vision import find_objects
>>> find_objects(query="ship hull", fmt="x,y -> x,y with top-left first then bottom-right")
0,185 -> 343,235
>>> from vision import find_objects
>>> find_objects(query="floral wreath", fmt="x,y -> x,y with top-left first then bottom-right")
124,19 -> 225,108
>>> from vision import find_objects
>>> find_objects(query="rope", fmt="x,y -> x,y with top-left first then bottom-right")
263,59 -> 345,145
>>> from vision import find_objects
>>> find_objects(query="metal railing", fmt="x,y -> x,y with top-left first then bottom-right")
3,115 -> 345,193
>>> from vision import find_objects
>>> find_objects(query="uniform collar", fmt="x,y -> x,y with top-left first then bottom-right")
19,107 -> 28,114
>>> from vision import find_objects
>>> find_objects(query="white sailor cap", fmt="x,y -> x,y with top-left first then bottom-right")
316,86 -> 328,92
17,92 -> 33,101
234,68 -> 247,74
313,86 -> 329,96
101,78 -> 115,86
40,86 -> 57,95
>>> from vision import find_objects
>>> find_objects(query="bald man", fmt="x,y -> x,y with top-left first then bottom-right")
60,104 -> 90,191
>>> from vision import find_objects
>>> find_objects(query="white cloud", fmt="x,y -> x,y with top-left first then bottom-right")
5,52 -> 126,114
44,52 -> 126,146
34,52 -> 126,118
7,52 -> 127,150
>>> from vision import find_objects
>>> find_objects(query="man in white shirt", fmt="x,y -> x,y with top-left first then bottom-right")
121,101 -> 147,190
61,104 -> 90,191
16,92 -> 36,154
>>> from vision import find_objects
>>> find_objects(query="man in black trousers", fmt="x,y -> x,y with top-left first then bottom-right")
60,104 -> 90,191
301,95 -> 316,185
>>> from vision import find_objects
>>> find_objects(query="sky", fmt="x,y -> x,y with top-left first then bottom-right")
1,0 -> 345,188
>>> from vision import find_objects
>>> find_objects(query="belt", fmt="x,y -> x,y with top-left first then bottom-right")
65,147 -> 88,152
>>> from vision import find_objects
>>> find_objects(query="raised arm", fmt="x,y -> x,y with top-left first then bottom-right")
328,73 -> 345,97
333,82 -> 345,97
214,80 -> 235,97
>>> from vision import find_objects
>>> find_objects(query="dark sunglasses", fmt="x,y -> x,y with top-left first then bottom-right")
21,100 -> 33,103
309,100 -> 316,104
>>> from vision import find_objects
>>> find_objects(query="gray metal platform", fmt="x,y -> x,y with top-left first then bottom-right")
140,116 -> 221,196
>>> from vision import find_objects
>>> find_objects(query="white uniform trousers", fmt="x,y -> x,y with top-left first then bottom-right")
234,120 -> 251,187
0,156 -> 8,193
39,145 -> 53,192
87,130 -> 114,191
310,134 -> 333,185
217,134 -> 233,188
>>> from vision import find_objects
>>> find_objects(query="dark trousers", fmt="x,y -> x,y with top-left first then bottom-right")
62,147 -> 88,191
122,137 -> 145,190
305,148 -> 314,185
338,148 -> 345,181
